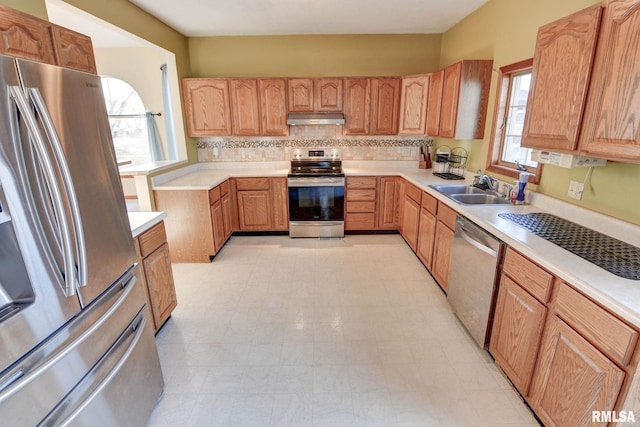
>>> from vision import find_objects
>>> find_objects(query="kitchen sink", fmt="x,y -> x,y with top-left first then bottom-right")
450,193 -> 512,205
429,184 -> 486,195
429,184 -> 513,205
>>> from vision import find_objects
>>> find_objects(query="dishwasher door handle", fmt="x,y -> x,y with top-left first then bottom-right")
459,226 -> 498,257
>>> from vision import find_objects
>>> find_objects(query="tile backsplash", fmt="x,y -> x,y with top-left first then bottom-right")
197,125 -> 432,162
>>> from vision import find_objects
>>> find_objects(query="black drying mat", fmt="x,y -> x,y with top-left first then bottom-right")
498,212 -> 640,280
433,173 -> 465,180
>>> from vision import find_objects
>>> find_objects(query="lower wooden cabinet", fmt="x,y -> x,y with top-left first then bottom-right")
235,177 -> 289,231
431,203 -> 457,292
154,180 -> 232,262
401,192 -> 420,251
345,176 -> 377,230
490,275 -> 547,395
529,315 -> 625,427
134,221 -> 177,333
416,205 -> 436,268
378,176 -> 399,229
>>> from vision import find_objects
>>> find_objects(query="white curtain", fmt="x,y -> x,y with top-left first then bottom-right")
146,112 -> 164,161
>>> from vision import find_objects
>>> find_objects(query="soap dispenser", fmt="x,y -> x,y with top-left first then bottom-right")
515,172 -> 533,204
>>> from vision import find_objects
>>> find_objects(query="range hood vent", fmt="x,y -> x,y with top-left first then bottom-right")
287,113 -> 345,126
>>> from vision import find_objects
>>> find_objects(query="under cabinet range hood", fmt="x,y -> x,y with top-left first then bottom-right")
286,113 -> 345,126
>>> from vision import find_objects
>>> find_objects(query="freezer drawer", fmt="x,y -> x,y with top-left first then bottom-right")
0,268 -> 162,426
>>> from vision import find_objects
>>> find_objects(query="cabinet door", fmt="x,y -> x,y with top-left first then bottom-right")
399,74 -> 429,135
287,78 -> 314,112
439,62 -> 462,139
370,78 -> 401,135
50,25 -> 97,74
230,79 -> 261,136
315,78 -> 343,112
580,0 -> 640,162
211,200 -> 225,253
270,177 -> 289,231
489,276 -> 547,396
431,221 -> 454,292
344,78 -> 371,135
237,190 -> 272,230
401,195 -> 420,251
259,79 -> 288,136
377,176 -> 398,229
221,193 -> 232,240
529,315 -> 625,427
426,70 -> 443,136
142,243 -> 178,330
182,79 -> 232,137
0,6 -> 55,64
522,5 -> 602,152
416,207 -> 436,268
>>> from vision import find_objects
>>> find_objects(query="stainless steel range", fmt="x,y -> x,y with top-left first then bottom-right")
288,148 -> 345,238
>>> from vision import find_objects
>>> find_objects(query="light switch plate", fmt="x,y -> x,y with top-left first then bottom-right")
568,180 -> 584,200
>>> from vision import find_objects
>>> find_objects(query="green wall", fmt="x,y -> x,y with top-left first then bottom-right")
188,34 -> 442,77
438,0 -> 640,225
1,0 -> 47,18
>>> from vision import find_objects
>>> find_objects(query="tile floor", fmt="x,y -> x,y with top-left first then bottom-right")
147,235 -> 540,427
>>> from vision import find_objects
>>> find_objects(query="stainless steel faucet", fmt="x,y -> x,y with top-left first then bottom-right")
478,175 -> 499,192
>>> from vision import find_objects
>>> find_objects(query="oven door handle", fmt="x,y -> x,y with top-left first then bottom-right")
288,177 -> 345,187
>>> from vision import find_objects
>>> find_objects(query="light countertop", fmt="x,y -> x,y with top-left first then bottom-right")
151,161 -> 640,328
128,211 -> 167,237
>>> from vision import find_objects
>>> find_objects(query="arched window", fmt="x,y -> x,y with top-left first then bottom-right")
101,77 -> 151,166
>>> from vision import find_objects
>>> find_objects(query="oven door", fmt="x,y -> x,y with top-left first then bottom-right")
288,177 -> 344,237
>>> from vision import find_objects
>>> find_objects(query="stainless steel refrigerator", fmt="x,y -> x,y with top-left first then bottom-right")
0,55 -> 163,426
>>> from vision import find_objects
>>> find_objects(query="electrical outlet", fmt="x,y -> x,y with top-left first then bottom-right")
568,180 -> 584,200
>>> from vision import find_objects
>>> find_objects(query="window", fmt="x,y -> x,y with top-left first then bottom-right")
101,77 -> 151,166
486,59 -> 542,183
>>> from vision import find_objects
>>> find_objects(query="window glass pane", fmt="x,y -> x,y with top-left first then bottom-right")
101,77 -> 151,166
500,72 -> 538,168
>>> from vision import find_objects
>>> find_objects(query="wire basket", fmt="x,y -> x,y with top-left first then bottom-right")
433,146 -> 468,180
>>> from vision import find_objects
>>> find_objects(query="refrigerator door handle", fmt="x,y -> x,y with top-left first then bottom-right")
55,314 -> 148,427
28,87 -> 88,288
9,85 -> 77,297
0,273 -> 136,401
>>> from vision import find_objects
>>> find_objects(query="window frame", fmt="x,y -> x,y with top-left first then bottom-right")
486,58 -> 542,184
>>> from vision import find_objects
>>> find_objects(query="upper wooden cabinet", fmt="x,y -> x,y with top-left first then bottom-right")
522,5 -> 602,152
437,60 -> 493,139
370,78 -> 401,135
0,6 -> 55,64
258,78 -> 288,136
287,78 -> 314,112
399,74 -> 429,135
182,78 -> 232,137
287,78 -> 343,112
50,25 -> 96,74
315,78 -> 343,112
579,0 -> 640,162
0,6 -> 96,74
426,70 -> 444,137
344,78 -> 371,135
230,79 -> 261,136
344,77 -> 400,135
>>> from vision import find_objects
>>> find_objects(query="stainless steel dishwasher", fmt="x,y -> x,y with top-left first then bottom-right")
447,215 -> 505,349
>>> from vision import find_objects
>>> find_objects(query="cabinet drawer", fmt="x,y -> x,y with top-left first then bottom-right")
208,186 -> 221,204
235,177 -> 270,191
346,201 -> 376,213
345,213 -> 375,230
555,283 -> 638,366
421,191 -> 437,215
219,179 -> 230,196
138,222 -> 167,257
347,176 -> 377,189
436,202 -> 457,230
346,189 -> 376,202
503,248 -> 554,303
405,182 -> 421,203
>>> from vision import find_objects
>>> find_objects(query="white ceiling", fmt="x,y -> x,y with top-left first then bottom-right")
128,0 -> 490,37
